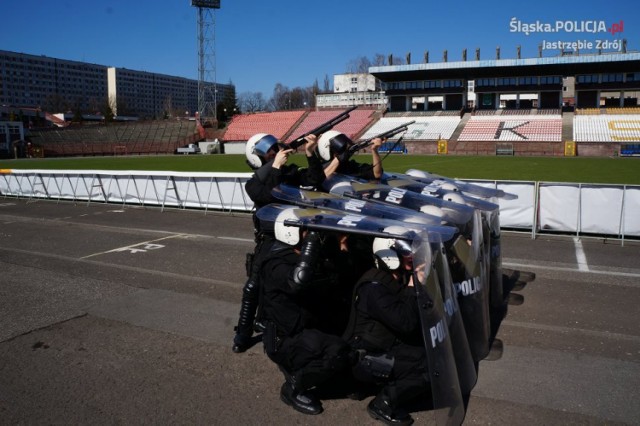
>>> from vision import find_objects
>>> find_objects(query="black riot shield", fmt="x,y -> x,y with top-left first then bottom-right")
412,236 -> 466,425
447,209 -> 491,365
431,241 -> 477,396
324,174 -> 475,226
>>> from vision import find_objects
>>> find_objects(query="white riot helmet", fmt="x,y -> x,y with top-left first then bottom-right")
440,182 -> 459,192
245,133 -> 279,169
372,226 -> 413,270
419,204 -> 446,225
274,207 -> 301,246
317,130 -> 353,162
442,192 -> 466,205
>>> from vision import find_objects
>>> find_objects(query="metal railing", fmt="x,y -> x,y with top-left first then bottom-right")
1,169 -> 639,242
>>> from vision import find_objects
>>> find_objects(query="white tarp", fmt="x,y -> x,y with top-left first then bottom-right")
539,183 -> 640,237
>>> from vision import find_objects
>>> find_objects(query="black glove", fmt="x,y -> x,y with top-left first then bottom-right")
291,231 -> 321,291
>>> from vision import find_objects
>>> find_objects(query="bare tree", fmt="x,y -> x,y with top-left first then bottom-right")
372,53 -> 386,66
44,93 -> 69,114
323,74 -> 331,93
390,55 -> 405,65
163,95 -> 173,118
346,56 -> 372,73
271,83 -> 290,111
101,97 -> 115,123
238,91 -> 267,113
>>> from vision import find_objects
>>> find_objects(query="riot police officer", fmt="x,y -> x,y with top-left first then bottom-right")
317,130 -> 384,181
344,233 -> 429,425
232,133 -> 325,353
259,221 -> 353,415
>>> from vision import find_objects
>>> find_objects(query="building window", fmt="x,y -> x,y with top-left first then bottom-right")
497,77 -> 516,86
576,74 -> 598,84
601,73 -> 623,83
443,79 -> 462,88
540,76 -> 561,85
476,78 -> 495,87
625,72 -> 640,82
518,76 -> 537,85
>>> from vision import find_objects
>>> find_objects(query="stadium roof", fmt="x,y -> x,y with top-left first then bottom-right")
369,52 -> 640,81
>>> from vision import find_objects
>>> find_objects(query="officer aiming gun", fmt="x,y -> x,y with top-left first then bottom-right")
284,106 -> 358,150
348,120 -> 416,155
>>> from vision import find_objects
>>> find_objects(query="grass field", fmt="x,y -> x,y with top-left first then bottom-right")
1,154 -> 638,185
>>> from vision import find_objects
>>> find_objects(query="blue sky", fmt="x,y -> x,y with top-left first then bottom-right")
2,0 -> 637,98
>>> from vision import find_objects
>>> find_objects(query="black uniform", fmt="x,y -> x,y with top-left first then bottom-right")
344,268 -> 429,420
334,159 -> 380,181
260,242 -> 352,395
233,155 -> 325,352
246,156 -> 325,211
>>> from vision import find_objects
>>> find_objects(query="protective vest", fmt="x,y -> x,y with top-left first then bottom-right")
343,268 -> 404,353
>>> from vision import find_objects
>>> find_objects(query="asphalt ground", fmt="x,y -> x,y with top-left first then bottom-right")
0,198 -> 639,425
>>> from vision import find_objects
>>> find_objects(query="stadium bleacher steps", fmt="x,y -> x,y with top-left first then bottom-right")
562,111 -> 574,143
280,111 -> 311,142
446,112 -> 472,151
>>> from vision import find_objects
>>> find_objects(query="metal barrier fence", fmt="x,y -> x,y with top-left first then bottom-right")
1,169 -> 639,242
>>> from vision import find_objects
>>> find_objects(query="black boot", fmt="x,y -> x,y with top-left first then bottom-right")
232,332 -> 252,353
232,278 -> 259,353
279,382 -> 323,415
367,394 -> 413,425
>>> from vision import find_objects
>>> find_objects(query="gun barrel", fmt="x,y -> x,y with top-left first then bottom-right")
286,106 -> 358,149
349,120 -> 416,153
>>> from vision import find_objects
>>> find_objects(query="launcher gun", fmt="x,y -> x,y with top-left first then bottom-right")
284,106 -> 358,150
348,120 -> 416,154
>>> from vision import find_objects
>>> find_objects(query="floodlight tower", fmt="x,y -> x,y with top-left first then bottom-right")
191,0 -> 220,122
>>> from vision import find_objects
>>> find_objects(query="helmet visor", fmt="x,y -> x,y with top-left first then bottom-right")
253,134 -> 279,157
330,133 -> 352,155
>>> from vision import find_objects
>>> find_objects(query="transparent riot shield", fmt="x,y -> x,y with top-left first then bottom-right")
485,204 -> 504,308
324,174 -> 475,226
272,184 -> 443,228
382,174 -> 500,213
431,241 -> 478,396
447,209 -> 491,365
404,169 -> 518,200
412,236 -> 465,425
255,204 -> 457,246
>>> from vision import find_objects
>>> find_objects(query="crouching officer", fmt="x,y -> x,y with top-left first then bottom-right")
232,133 -> 325,353
258,209 -> 353,415
344,233 -> 429,425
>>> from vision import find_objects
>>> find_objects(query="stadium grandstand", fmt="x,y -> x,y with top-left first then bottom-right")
4,50 -> 640,159
282,108 -> 379,143
364,51 -> 640,156
221,111 -> 307,142
26,119 -> 203,157
220,51 -> 640,157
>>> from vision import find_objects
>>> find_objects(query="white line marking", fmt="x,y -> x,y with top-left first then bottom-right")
80,234 -> 187,259
218,236 -> 254,243
573,237 -> 590,272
